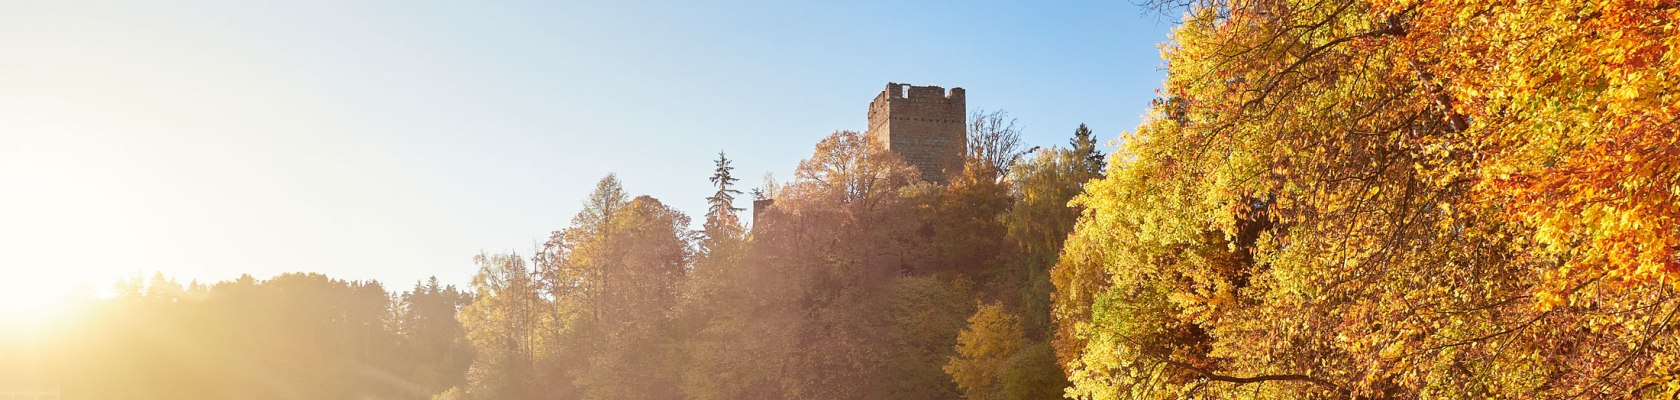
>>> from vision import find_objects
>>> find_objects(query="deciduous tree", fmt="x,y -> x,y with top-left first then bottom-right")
1053,0 -> 1680,397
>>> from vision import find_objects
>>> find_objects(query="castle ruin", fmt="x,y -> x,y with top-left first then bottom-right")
752,83 -> 966,224
867,83 -> 966,182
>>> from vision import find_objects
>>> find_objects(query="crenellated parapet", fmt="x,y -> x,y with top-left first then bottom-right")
865,82 -> 966,182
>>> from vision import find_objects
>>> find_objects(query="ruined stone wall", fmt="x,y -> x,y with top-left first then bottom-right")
865,82 -> 966,182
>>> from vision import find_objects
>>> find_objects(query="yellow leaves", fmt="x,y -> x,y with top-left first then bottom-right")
1379,340 -> 1407,360
1055,0 -> 1680,397
1534,290 -> 1567,312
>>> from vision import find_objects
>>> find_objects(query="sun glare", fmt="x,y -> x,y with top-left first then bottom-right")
0,277 -> 85,329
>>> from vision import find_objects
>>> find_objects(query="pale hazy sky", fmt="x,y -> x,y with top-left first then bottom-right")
0,0 -> 1173,295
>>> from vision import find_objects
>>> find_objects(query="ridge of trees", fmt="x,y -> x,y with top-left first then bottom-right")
12,1 -> 1675,396
19,118 -> 1101,399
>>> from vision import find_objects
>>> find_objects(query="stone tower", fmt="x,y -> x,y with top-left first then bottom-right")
867,82 -> 966,182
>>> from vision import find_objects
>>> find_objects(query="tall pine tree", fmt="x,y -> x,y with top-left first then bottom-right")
704,151 -> 744,243
1069,123 -> 1103,174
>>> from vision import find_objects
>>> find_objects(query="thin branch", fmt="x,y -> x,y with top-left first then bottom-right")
1160,359 -> 1345,393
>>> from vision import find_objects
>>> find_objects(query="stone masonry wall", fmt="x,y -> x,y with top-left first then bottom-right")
866,82 -> 966,182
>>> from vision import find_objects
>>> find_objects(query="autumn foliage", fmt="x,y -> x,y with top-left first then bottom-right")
8,2 -> 1673,398
1051,0 -> 1678,398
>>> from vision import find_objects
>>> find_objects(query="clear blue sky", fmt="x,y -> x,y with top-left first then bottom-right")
0,0 -> 1176,295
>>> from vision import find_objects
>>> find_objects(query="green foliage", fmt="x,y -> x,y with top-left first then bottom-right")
1008,146 -> 1102,340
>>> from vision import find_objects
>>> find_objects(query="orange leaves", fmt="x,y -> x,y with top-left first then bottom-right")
1480,100 -> 1679,293
1377,0 -> 1680,292
1055,0 -> 1680,397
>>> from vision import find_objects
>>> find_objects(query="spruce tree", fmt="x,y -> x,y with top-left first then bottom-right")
1069,123 -> 1104,174
704,151 -> 744,239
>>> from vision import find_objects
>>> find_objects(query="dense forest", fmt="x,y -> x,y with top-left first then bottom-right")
4,120 -> 1097,399
5,0 -> 1677,398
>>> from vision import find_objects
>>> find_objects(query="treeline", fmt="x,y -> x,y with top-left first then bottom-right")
441,121 -> 1106,399
15,115 -> 1104,400
6,274 -> 472,399
14,0 -> 1677,398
